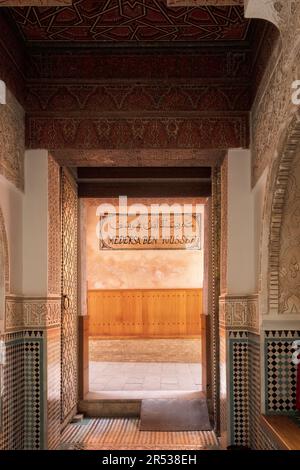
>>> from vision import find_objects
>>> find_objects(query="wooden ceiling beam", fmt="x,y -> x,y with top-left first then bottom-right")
77,167 -> 212,180
78,181 -> 212,198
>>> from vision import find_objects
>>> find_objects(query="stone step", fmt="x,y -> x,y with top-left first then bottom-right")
79,399 -> 141,418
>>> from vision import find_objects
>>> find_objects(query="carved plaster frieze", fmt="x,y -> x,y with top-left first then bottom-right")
219,294 -> 259,332
5,297 -> 23,330
5,296 -> 61,330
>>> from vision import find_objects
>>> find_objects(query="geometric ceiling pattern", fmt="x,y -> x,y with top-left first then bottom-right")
9,1 -> 250,42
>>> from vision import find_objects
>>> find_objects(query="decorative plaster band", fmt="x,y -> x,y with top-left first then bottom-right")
5,297 -> 61,330
219,294 -> 259,332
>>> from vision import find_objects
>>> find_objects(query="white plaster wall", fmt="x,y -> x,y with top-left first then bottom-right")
0,174 -> 23,295
22,150 -> 48,296
252,168 -> 268,293
227,149 -> 255,295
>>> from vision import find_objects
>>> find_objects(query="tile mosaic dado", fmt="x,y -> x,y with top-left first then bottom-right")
0,333 -> 24,450
219,326 -> 227,441
265,330 -> 300,414
24,331 -> 44,450
0,327 -> 62,450
229,332 -> 249,446
248,335 -> 278,450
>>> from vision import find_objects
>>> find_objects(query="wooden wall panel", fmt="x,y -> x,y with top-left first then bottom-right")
88,288 -> 202,338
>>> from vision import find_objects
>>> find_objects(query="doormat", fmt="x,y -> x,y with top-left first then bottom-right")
140,398 -> 211,431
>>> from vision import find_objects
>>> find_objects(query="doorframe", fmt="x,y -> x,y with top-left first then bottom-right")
76,169 -> 221,431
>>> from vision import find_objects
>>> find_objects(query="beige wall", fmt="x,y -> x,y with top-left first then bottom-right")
85,198 -> 204,290
0,174 -> 23,296
252,168 -> 268,293
22,150 -> 49,296
227,149 -> 255,295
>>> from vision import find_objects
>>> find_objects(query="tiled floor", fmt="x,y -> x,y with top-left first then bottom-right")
59,418 -> 219,450
89,361 -> 202,392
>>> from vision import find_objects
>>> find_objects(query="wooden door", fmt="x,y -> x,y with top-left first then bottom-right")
61,169 -> 78,424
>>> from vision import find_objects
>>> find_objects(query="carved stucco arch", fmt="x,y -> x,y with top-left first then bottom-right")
258,111 -> 300,318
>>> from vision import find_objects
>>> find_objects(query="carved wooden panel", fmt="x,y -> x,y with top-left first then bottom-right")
61,169 -> 78,423
48,155 -> 61,296
10,2 -> 248,42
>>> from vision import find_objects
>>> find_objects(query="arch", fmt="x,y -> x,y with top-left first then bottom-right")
258,110 -> 300,317
244,0 -> 284,37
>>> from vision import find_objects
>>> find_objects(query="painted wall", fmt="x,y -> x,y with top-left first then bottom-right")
85,198 -> 204,290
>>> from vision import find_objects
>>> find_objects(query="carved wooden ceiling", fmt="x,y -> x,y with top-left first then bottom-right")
0,0 -> 272,166
7,0 -> 250,43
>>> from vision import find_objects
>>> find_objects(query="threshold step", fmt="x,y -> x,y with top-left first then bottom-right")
79,391 -> 204,418
79,399 -> 141,418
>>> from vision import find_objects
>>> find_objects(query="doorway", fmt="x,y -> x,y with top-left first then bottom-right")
85,196 -> 204,396
77,167 -> 210,400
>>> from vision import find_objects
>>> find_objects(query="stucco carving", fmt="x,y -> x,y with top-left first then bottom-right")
279,144 -> 300,314
246,0 -> 300,185
0,89 -> 24,190
219,295 -> 259,332
5,297 -> 61,330
258,112 -> 300,317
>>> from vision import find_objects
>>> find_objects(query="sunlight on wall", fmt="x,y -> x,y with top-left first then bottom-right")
85,198 -> 204,289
